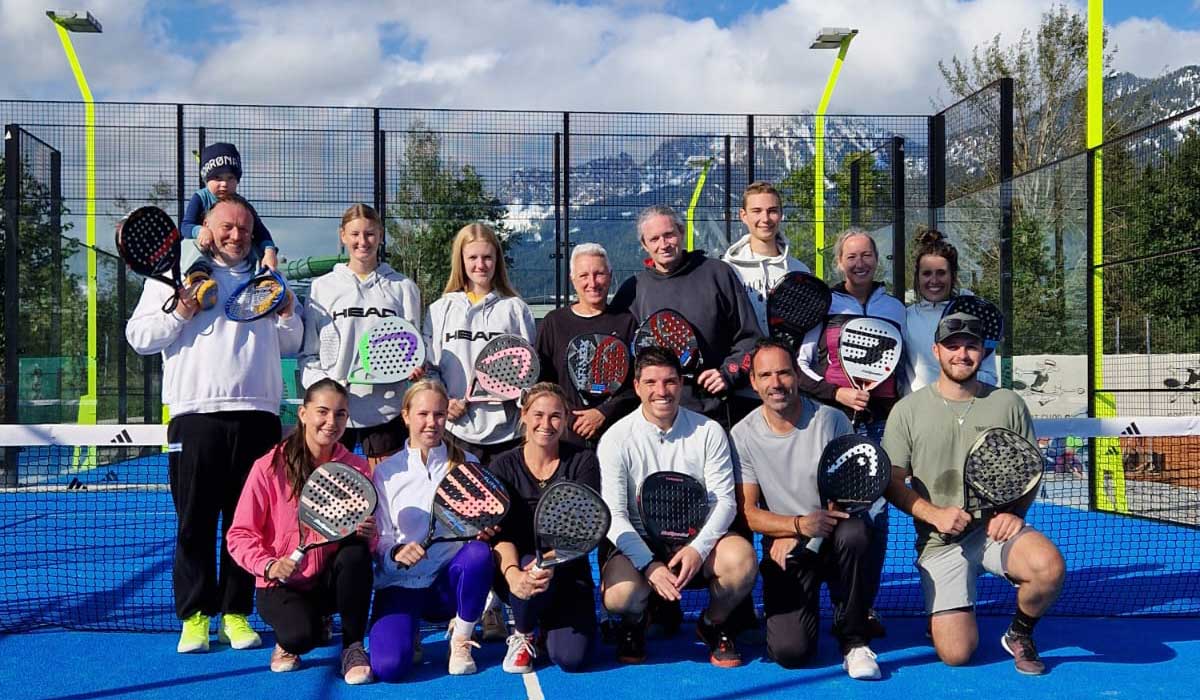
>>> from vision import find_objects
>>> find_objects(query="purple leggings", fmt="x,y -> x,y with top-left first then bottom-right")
369,541 -> 493,682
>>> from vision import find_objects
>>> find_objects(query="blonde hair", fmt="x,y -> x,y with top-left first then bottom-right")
519,382 -> 569,443
401,379 -> 468,466
340,203 -> 383,232
444,223 -> 518,297
741,181 -> 782,209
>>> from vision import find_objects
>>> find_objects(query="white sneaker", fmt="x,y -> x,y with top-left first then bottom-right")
502,632 -> 537,673
448,636 -> 480,675
843,645 -> 881,680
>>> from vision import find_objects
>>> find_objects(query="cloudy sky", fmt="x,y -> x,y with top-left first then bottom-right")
3,0 -> 1199,114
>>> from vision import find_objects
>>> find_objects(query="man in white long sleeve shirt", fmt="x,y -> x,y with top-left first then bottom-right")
126,196 -> 303,655
597,347 -> 757,668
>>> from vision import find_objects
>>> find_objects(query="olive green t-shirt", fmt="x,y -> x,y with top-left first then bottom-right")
881,383 -> 1036,555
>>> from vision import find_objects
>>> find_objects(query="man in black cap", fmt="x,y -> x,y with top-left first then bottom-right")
881,312 -> 1065,676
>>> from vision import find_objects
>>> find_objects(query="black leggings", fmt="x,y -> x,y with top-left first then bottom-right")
256,538 -> 373,654
499,567 -> 596,672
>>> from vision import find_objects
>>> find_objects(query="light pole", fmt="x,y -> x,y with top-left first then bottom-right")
685,155 -> 713,252
47,10 -> 101,426
810,27 -> 858,279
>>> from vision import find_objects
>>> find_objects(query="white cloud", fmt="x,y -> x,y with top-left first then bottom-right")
1109,16 -> 1200,78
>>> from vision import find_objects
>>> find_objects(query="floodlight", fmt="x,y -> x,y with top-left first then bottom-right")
46,10 -> 102,33
810,27 -> 856,49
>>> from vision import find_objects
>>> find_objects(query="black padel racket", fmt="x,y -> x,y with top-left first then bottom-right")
566,333 -> 630,405
939,428 -> 1042,542
637,471 -> 710,557
632,309 -> 702,376
943,295 -> 1004,356
838,317 -> 903,424
116,206 -> 184,313
349,317 -> 425,385
801,434 -> 891,554
420,461 -> 511,549
466,334 -> 540,403
225,267 -> 289,322
287,461 -> 377,571
767,271 -> 832,348
532,481 -> 611,569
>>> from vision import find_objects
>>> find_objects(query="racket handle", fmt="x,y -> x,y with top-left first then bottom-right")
288,547 -> 305,564
805,536 -> 823,554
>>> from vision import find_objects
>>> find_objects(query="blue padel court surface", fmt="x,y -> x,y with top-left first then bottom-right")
3,617 -> 1198,700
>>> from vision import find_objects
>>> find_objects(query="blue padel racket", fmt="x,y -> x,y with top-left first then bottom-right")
943,294 -> 1004,357
225,267 -> 288,322
349,317 -> 425,385
116,206 -> 184,313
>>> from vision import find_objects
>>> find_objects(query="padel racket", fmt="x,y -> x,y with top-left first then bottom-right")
419,460 -> 511,549
943,295 -> 1004,356
349,317 -> 425,385
801,434 -> 892,554
767,271 -> 831,349
116,206 -> 184,313
287,461 -> 377,571
632,309 -> 702,376
939,428 -> 1042,543
566,333 -> 630,405
465,334 -> 540,403
838,317 -> 903,424
531,481 -> 611,569
317,321 -> 343,373
637,471 -> 710,557
225,267 -> 288,322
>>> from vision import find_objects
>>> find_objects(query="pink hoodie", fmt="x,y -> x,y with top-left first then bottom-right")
228,441 -> 374,590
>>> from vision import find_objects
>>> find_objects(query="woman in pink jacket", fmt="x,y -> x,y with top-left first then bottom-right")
228,378 -> 377,684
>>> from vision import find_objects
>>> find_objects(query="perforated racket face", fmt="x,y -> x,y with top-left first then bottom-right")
944,295 -> 1005,353
533,481 -> 611,568
117,206 -> 180,276
474,335 -> 539,400
225,270 -> 287,321
633,310 -> 700,372
817,434 -> 891,514
964,428 -> 1043,509
319,323 -> 342,371
637,471 -> 709,549
355,318 -> 424,383
839,317 -> 903,386
431,461 -> 511,539
566,334 -> 629,399
767,272 -> 832,337
297,462 -> 377,542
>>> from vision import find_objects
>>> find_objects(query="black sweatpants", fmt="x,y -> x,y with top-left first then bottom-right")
256,538 -> 374,654
762,517 -> 876,668
168,410 -> 281,620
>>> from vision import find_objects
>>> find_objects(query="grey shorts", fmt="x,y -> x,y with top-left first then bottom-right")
916,524 -> 1033,614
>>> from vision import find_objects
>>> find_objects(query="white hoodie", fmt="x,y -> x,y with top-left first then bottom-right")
423,291 -> 536,445
902,289 -> 999,394
125,258 -> 303,417
299,263 -> 422,428
722,233 -> 812,334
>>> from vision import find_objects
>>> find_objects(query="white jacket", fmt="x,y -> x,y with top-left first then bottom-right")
722,233 -> 812,334
299,263 -> 422,428
125,259 -> 303,417
423,291 -> 536,445
902,290 -> 999,394
372,443 -> 478,589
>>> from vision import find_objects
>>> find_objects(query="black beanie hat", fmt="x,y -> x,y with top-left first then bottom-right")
199,142 -> 242,184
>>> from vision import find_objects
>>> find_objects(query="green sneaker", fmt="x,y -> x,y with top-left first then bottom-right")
218,613 -> 263,650
177,612 -> 211,653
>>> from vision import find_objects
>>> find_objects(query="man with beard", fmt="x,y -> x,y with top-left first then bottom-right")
882,313 -> 1065,676
730,339 -> 882,680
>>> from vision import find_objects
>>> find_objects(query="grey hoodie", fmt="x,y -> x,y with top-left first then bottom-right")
299,263 -> 422,428
722,233 -> 812,334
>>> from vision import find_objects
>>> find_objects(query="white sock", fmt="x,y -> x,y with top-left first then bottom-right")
452,616 -> 475,640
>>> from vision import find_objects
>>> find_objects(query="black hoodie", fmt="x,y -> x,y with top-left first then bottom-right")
610,251 -> 762,416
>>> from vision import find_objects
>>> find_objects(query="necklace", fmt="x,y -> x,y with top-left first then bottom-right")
942,395 -> 976,425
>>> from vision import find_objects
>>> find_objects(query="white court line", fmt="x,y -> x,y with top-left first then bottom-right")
522,669 -> 545,700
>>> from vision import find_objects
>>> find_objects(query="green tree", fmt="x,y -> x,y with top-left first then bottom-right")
386,124 -> 513,303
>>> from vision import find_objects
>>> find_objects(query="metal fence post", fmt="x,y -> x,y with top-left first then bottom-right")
562,112 -> 571,305
928,113 -> 944,231
890,136 -> 906,296
746,115 -> 755,184
724,134 -> 732,245
3,125 -> 20,430
998,78 -> 1014,388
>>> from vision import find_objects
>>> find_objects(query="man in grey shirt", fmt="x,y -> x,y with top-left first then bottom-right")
731,339 -> 882,680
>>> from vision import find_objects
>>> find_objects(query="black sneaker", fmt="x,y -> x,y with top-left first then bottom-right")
615,617 -> 647,664
1001,631 -> 1046,675
696,616 -> 743,668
